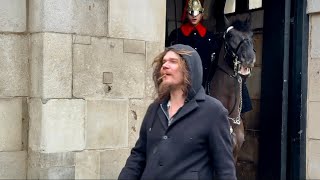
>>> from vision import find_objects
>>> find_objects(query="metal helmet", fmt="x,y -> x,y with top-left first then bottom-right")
187,0 -> 204,17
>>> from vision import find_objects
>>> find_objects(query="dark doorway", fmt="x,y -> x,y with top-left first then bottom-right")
165,0 -> 308,179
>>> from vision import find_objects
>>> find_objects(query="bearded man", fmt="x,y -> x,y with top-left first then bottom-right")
118,44 -> 236,180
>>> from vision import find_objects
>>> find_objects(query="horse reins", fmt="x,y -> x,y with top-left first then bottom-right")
216,26 -> 247,125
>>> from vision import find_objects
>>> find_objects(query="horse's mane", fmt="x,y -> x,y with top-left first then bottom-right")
230,19 -> 251,32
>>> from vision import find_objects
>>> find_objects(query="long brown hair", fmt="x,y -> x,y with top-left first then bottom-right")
152,48 -> 192,102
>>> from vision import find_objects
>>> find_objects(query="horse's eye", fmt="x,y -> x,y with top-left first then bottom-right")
227,33 -> 232,38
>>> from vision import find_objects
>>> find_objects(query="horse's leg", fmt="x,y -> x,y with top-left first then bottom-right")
232,120 -> 245,163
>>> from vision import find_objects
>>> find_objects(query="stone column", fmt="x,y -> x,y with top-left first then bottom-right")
306,0 -> 320,179
27,0 -> 166,179
0,0 -> 28,179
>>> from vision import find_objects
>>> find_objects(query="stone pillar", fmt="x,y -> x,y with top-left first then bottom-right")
27,0 -> 166,179
0,0 -> 28,179
306,0 -> 320,179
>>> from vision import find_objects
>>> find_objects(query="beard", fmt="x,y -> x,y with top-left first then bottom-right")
157,81 -> 182,101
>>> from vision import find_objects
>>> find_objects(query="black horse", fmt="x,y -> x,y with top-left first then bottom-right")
208,18 -> 256,163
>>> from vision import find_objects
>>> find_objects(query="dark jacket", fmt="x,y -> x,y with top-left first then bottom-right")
119,44 -> 236,180
167,23 -> 221,88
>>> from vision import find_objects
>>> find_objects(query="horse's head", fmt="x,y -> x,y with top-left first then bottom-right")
223,19 -> 256,77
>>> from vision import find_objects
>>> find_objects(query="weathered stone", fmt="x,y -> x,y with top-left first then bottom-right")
307,140 -> 320,179
29,0 -> 108,36
0,151 -> 26,179
307,0 -> 320,14
109,0 -> 166,41
28,99 -> 42,151
86,99 -> 128,149
0,98 -> 22,151
145,42 -> 164,99
0,34 -> 28,97
28,98 -> 85,153
100,149 -> 130,179
310,15 -> 320,58
308,102 -> 320,139
73,38 -> 145,98
128,99 -> 153,147
308,59 -> 320,101
30,33 -> 72,99
124,39 -> 146,54
28,151 -> 75,168
73,35 -> 91,45
27,151 -> 75,179
22,98 -> 29,150
75,151 -> 100,179
246,67 -> 261,100
0,0 -> 26,32
40,167 -> 75,179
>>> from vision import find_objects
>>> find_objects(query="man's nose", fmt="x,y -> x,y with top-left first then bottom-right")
162,62 -> 169,69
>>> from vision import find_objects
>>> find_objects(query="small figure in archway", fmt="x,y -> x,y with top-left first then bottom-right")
167,0 -> 253,123
167,0 -> 220,92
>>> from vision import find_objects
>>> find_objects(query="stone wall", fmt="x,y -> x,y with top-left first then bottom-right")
307,0 -> 320,179
0,0 -> 28,179
0,0 -> 165,179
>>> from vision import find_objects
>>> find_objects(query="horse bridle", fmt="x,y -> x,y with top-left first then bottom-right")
218,26 -> 246,125
223,26 -> 253,77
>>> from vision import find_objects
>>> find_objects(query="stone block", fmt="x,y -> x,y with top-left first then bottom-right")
0,34 -> 28,97
28,99 -> 85,153
124,39 -> 146,54
100,149 -> 130,179
246,67 -> 261,100
145,42 -> 164,99
0,151 -> 26,179
0,98 -> 22,151
73,35 -> 91,45
86,99 -> 128,149
30,33 -> 72,99
73,37 -> 145,98
307,0 -> 320,14
109,0 -> 166,41
29,0 -> 108,36
27,151 -> 75,179
128,99 -> 153,147
253,33 -> 263,67
308,59 -> 320,101
28,151 -> 75,169
307,140 -> 320,179
40,167 -> 75,179
22,98 -> 29,150
0,0 -> 26,32
310,15 -> 320,58
308,102 -> 320,139
242,100 -> 260,130
75,151 -> 100,179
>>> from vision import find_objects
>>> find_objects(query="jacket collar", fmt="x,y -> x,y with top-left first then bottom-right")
181,22 -> 207,37
157,87 -> 206,130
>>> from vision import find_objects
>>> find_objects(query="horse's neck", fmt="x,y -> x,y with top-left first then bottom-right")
212,43 -> 241,117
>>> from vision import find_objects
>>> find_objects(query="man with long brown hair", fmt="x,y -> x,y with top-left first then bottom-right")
118,44 -> 236,180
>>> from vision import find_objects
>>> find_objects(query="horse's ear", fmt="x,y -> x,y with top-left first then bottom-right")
224,16 -> 230,28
